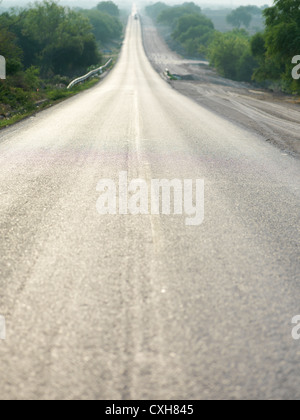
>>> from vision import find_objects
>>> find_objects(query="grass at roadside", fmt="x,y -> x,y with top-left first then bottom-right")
0,68 -> 112,130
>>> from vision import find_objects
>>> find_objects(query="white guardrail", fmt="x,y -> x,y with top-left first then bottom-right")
67,58 -> 113,89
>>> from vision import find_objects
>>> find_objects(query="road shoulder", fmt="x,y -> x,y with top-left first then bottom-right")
141,15 -> 300,159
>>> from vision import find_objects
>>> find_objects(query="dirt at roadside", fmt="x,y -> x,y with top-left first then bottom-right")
141,16 -> 300,159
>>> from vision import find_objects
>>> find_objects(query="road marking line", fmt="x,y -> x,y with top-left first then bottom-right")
132,91 -> 165,254
134,90 -> 141,165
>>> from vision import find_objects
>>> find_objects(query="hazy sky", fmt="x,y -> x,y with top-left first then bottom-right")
0,0 -> 274,9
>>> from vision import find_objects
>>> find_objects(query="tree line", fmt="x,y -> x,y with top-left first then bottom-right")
146,1 -> 300,94
0,1 -> 123,120
146,2 -> 214,57
226,5 -> 265,29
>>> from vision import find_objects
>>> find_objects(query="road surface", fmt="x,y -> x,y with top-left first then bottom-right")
142,15 -> 300,158
0,15 -> 300,400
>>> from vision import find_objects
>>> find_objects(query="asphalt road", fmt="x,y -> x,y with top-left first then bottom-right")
142,15 -> 300,158
0,15 -> 300,400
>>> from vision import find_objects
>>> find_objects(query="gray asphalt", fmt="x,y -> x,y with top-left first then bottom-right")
0,15 -> 300,400
142,15 -> 300,158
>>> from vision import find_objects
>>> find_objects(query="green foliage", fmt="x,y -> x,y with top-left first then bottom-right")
23,1 -> 100,76
244,6 -> 262,16
81,9 -> 122,44
145,2 -> 169,20
226,6 -> 263,29
251,32 -> 266,57
96,1 -> 119,17
226,7 -> 253,29
208,30 -> 257,82
237,49 -> 258,83
47,89 -> 71,101
173,14 -> 214,40
0,0 -> 121,123
172,14 -> 214,55
250,32 -> 282,82
252,0 -> 300,93
147,1 -> 300,92
157,3 -> 202,28
146,2 -> 214,57
0,26 -> 23,74
24,66 -> 41,90
264,0 -> 300,59
0,76 -> 101,129
0,1 -> 100,77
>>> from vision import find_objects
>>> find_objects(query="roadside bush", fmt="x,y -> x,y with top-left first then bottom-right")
172,14 -> 214,55
208,30 -> 257,82
24,66 -> 41,90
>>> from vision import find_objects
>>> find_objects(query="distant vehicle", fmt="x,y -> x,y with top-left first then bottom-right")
134,14 -> 138,20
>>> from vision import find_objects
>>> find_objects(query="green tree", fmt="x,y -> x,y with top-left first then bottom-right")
252,0 -> 300,92
227,7 -> 252,29
244,6 -> 262,16
181,2 -> 202,15
157,2 -> 202,27
173,14 -> 213,41
251,32 -> 266,58
145,2 -> 169,20
264,0 -> 300,60
251,33 -> 282,83
0,26 -> 23,74
152,2 -> 214,57
6,1 -> 100,76
172,14 -> 214,55
208,30 -> 257,82
96,1 -> 119,17
81,9 -> 122,44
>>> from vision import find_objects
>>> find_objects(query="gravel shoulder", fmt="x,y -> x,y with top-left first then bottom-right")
141,16 -> 300,158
